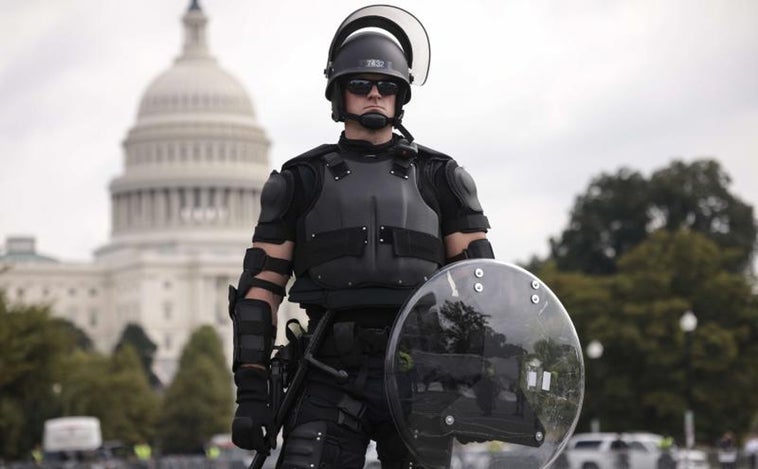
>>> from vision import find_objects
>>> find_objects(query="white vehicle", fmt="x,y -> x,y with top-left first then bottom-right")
562,432 -> 667,469
44,417 -> 103,453
43,416 -> 104,467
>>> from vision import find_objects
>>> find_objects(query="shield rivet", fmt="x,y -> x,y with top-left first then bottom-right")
474,283 -> 484,293
535,431 -> 544,442
531,280 -> 540,290
445,415 -> 455,426
474,268 -> 484,278
531,294 -> 539,304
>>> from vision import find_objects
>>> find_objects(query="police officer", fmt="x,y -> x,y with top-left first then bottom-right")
229,5 -> 494,468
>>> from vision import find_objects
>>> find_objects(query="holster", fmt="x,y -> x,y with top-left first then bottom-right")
270,319 -> 307,396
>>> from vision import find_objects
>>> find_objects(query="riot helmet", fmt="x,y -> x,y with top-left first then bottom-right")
324,5 -> 430,134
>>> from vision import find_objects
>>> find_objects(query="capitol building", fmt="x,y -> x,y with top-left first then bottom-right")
0,1 -> 297,383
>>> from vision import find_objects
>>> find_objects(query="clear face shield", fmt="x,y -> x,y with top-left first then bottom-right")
385,260 -> 585,468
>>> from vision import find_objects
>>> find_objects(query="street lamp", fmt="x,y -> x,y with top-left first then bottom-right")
586,340 -> 604,433
679,310 -> 698,466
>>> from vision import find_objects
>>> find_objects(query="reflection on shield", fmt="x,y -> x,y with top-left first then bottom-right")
386,260 -> 584,469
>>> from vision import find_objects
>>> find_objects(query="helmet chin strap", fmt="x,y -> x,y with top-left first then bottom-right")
343,112 -> 392,130
343,112 -> 415,144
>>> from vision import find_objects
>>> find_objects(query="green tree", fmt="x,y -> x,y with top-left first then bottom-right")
649,160 -> 756,272
543,230 -> 758,442
114,323 -> 160,388
550,159 -> 756,274
0,293 -> 83,460
158,326 -> 233,454
58,346 -> 159,445
550,168 -> 651,275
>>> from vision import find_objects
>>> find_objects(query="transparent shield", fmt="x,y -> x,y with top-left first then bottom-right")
327,4 -> 431,85
385,260 -> 584,469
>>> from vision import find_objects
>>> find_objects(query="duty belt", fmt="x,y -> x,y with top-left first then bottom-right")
318,322 -> 390,368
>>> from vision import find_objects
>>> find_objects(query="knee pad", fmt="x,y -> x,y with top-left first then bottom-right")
278,421 -> 332,469
279,421 -> 367,469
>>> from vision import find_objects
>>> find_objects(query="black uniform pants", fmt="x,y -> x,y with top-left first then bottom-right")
277,359 -> 412,469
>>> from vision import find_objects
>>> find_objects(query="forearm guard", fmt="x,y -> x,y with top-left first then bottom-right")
229,297 -> 275,372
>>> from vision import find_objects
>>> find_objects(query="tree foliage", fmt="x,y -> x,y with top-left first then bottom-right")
541,230 -> 758,443
158,325 -> 233,454
0,294 -> 84,459
114,323 -> 160,388
550,159 -> 756,274
58,346 -> 159,445
0,293 -> 161,460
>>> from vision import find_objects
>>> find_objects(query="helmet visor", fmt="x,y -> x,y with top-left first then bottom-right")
327,5 -> 431,85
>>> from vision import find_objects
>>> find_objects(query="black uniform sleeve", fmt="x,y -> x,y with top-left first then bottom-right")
433,159 -> 490,235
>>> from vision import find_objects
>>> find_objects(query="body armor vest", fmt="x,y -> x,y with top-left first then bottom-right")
294,151 -> 443,291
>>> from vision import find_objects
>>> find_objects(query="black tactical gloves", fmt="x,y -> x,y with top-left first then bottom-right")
231,367 -> 272,452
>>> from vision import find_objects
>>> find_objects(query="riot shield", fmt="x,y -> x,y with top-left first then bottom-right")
385,260 -> 584,468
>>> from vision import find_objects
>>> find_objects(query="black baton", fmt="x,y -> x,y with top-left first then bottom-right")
250,309 -> 347,469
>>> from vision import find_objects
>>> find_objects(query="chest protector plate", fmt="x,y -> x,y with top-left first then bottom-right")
296,152 -> 443,290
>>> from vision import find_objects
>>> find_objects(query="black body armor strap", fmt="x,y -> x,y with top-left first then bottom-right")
294,225 -> 444,276
294,226 -> 367,275
235,247 -> 291,297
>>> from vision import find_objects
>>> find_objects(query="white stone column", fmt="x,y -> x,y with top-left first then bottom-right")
182,187 -> 192,225
117,194 -> 125,232
242,189 -> 254,228
155,189 -> 167,227
219,188 -> 230,225
200,187 -> 209,225
141,190 -> 151,229
169,188 -> 180,226
131,192 -> 141,230
211,187 -> 222,226
120,194 -> 128,231
229,188 -> 240,226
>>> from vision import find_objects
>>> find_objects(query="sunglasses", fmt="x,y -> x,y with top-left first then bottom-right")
344,78 -> 400,96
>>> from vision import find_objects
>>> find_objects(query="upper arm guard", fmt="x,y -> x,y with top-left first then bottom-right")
446,162 -> 483,212
439,160 -> 490,234
254,170 -> 295,243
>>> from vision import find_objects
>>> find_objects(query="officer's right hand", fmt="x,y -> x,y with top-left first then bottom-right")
232,367 -> 273,452
232,401 -> 272,452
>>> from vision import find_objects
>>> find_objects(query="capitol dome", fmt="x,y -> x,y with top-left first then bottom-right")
100,0 -> 271,257
135,0 -> 258,123
137,60 -> 255,119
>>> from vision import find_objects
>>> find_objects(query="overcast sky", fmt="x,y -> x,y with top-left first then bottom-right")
2,0 -> 757,266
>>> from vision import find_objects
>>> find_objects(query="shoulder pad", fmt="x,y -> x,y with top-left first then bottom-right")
282,144 -> 339,169
259,170 -> 294,223
445,161 -> 483,212
416,144 -> 453,162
